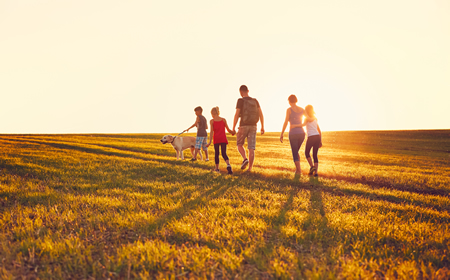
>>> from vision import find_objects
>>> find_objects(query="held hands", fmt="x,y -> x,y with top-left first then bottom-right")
206,142 -> 211,148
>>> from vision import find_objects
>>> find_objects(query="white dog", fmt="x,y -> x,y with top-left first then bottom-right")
160,135 -> 203,160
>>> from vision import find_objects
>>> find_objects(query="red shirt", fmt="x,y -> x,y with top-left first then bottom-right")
213,120 -> 228,144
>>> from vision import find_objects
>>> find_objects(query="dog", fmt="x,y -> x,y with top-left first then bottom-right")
160,135 -> 203,160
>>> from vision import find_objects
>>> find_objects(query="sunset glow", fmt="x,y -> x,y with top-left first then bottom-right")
0,1 -> 449,133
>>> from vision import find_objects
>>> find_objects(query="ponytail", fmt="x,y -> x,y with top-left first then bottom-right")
211,106 -> 220,116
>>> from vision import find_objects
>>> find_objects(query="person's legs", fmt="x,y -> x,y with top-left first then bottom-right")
247,126 -> 257,172
221,144 -> 229,162
237,126 -> 250,169
311,136 -> 320,175
298,134 -> 305,173
192,137 -> 202,160
221,144 -> 233,174
237,145 -> 247,160
294,161 -> 301,174
248,149 -> 255,172
214,144 -> 220,170
305,135 -> 320,175
289,133 -> 305,174
200,137 -> 208,161
236,127 -> 248,160
289,134 -> 300,172
305,137 -> 313,168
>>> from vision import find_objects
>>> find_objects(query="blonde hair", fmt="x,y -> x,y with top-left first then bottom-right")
305,105 -> 316,118
211,106 -> 220,115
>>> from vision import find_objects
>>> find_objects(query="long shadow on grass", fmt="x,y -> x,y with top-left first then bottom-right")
4,136 -> 449,198
14,135 -> 450,215
73,138 -> 450,198
0,138 -> 209,175
252,163 -> 449,197
141,181 -> 234,236
240,171 -> 450,215
230,184 -> 302,278
242,177 -> 334,278
7,136 -> 448,200
8,135 -> 171,158
96,183 -> 235,248
3,138 -> 449,218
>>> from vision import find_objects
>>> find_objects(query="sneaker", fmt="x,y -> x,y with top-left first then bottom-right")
241,159 -> 249,170
309,167 -> 316,175
314,173 -> 319,177
190,158 -> 197,162
227,165 -> 233,175
214,169 -> 220,173
205,158 -> 209,162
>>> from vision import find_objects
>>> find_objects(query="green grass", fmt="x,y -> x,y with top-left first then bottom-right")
0,130 -> 449,279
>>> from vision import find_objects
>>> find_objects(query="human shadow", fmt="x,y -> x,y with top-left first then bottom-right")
251,161 -> 449,197
1,137 -> 213,176
4,136 -> 449,197
239,171 -> 450,214
301,177 -> 330,243
3,137 -> 449,217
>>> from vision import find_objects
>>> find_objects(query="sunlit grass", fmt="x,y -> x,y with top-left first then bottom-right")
0,130 -> 449,278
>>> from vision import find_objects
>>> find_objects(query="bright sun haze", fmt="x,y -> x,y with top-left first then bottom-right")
0,0 -> 449,133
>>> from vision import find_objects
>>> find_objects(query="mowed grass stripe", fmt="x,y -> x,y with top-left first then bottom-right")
2,134 -> 448,197
2,136 -> 448,214
1,136 -> 448,217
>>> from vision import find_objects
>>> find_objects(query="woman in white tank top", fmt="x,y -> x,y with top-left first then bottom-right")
292,105 -> 322,176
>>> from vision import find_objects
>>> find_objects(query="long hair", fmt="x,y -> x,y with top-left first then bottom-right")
305,105 -> 316,118
211,106 -> 220,116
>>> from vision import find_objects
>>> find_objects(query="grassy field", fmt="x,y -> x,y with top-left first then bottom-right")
0,130 -> 449,279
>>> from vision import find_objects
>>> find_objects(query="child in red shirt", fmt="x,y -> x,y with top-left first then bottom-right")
207,107 -> 235,174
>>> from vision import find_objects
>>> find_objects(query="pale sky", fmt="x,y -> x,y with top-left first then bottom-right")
1,0 -> 449,133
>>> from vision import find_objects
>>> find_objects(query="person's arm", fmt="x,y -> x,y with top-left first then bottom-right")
259,107 -> 265,135
291,116 -> 317,128
223,119 -> 234,135
304,115 -> 315,122
186,116 -> 199,132
233,108 -> 240,133
280,108 -> 290,143
206,120 -> 214,147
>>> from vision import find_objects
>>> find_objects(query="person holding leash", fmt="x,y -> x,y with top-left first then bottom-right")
232,85 -> 265,172
206,107 -> 235,174
186,106 -> 210,161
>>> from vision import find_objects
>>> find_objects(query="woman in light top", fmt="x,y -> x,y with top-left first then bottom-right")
280,94 -> 308,175
301,105 -> 322,176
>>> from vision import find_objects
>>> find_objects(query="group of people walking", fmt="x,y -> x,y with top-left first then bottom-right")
185,85 -> 321,177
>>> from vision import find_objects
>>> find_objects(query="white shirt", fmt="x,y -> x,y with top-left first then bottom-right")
306,119 -> 320,137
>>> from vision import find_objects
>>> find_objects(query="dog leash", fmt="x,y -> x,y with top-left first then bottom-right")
177,130 -> 187,136
171,130 -> 187,143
